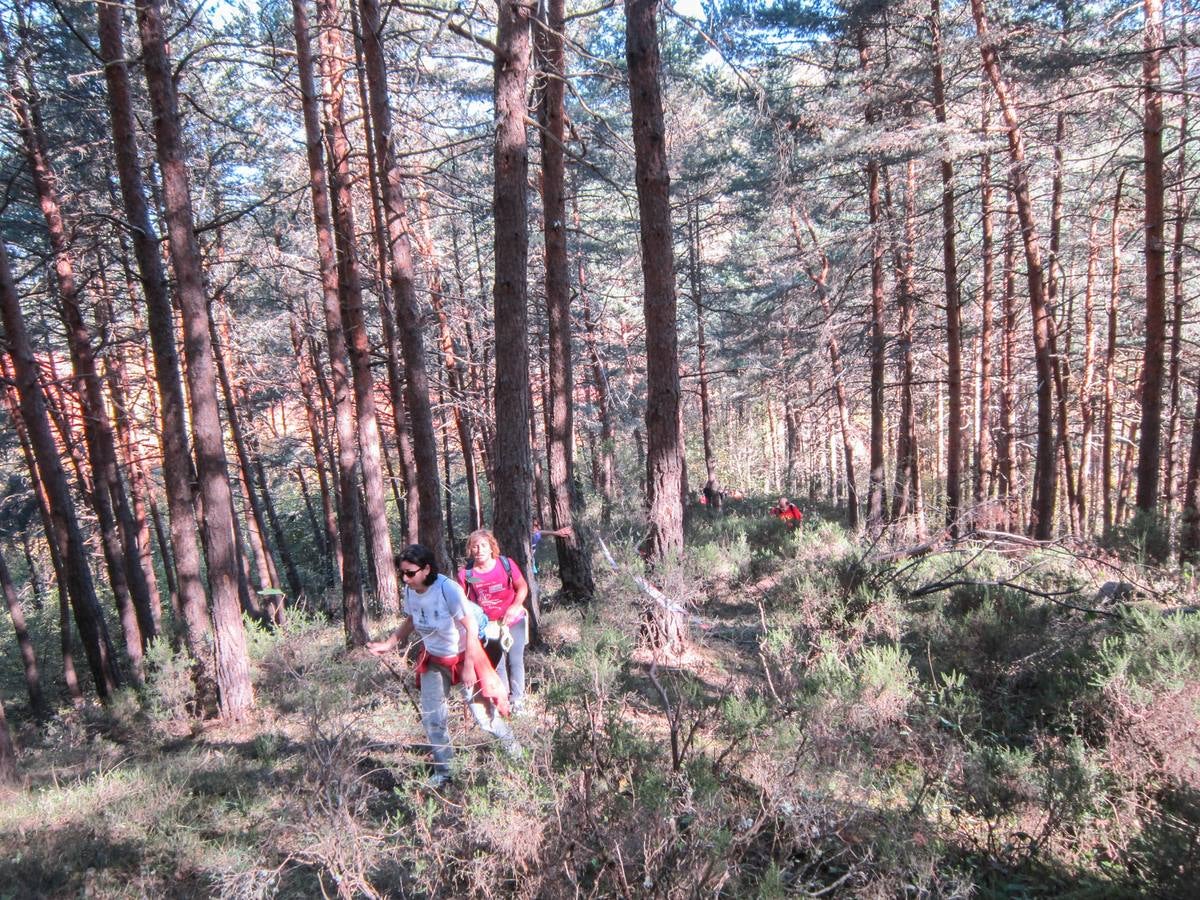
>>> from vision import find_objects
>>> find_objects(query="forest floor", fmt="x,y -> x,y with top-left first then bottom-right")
2,502 -> 1199,898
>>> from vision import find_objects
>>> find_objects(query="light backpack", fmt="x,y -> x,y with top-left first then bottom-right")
433,579 -> 487,642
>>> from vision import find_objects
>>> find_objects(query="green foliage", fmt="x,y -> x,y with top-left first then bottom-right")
1100,512 -> 1173,565
1095,606 -> 1200,699
143,637 -> 195,722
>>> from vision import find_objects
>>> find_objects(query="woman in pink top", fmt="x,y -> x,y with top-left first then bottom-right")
458,529 -> 530,711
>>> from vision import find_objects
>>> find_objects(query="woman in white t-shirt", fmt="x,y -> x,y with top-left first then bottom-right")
367,544 -> 517,786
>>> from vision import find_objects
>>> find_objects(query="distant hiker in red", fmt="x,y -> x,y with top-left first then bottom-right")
771,496 -> 803,528
458,529 -> 530,714
367,544 -> 518,788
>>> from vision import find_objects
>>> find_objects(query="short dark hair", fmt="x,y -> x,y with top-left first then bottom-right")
396,544 -> 438,586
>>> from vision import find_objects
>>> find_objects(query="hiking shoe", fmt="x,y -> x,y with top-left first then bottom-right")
426,771 -> 452,790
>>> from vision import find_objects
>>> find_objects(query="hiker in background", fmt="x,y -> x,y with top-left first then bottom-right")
367,543 -> 517,787
771,496 -> 804,529
529,520 -> 572,607
459,529 -> 531,714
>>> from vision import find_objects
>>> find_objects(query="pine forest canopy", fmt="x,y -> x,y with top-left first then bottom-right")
0,0 -> 1196,712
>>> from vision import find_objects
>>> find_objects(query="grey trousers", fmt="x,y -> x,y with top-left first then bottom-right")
418,663 -> 519,774
496,617 -> 529,706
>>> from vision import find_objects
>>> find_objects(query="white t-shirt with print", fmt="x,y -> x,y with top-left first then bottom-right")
404,574 -> 468,658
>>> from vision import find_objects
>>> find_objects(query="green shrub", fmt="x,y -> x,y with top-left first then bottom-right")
144,637 -> 196,721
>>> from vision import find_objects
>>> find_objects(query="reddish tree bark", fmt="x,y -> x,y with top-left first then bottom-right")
793,208 -> 860,528
0,362 -> 82,703
1103,175 -> 1125,534
538,0 -> 594,600
355,0 -> 448,571
970,0 -> 1057,539
688,199 -> 720,509
210,302 -> 276,604
1045,111 -> 1080,535
858,32 -> 887,534
975,85 -> 995,504
1136,0 -> 1167,515
1,238 -> 121,700
626,0 -> 685,562
492,0 -> 537,575
1165,31 -> 1189,520
932,0 -> 963,532
317,0 -> 400,611
352,64 -> 419,545
136,0 -> 254,716
96,289 -> 163,637
1,16 -> 153,678
289,312 -> 340,580
1,547 -> 45,716
1078,217 -> 1100,535
996,191 -> 1018,525
290,0 -> 367,645
886,163 -> 924,534
0,689 -> 15,785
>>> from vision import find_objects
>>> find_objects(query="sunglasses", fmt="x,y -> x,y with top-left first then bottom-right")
400,567 -> 423,579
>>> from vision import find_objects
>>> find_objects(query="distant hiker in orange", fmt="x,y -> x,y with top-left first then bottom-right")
367,543 -> 518,787
771,496 -> 803,528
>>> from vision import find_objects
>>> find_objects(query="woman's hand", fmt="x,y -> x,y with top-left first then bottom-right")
366,619 -> 413,655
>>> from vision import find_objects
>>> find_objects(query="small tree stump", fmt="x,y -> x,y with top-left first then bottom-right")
641,596 -> 688,657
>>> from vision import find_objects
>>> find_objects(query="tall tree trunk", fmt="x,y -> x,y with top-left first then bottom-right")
577,196 -> 615,525
448,218 -> 484,532
290,0 -> 367,646
860,33 -> 887,534
0,360 -> 83,703
887,163 -> 923,533
970,0 -> 1057,539
0,239 -> 121,700
255,458 -> 303,610
492,0 -> 537,576
975,85 -> 995,504
317,0 -> 400,611
1136,0 -> 1167,516
996,190 -> 1018,525
1044,118 -> 1081,535
1078,217 -> 1100,535
0,690 -> 15,785
1,547 -> 45,716
210,302 -> 275,603
793,208 -> 860,527
296,465 -> 328,564
1,17 -> 152,680
689,199 -> 720,508
1165,31 -> 1189,521
355,0 -> 448,572
290,312 -> 340,581
98,289 -> 164,638
626,0 -> 685,562
348,0 -> 413,546
932,0 -> 963,533
538,0 -> 595,600
1181,364 -> 1200,562
425,244 -> 482,536
136,0 -> 254,717
96,0 -> 215,686
20,530 -> 44,610
1103,174 -> 1125,534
